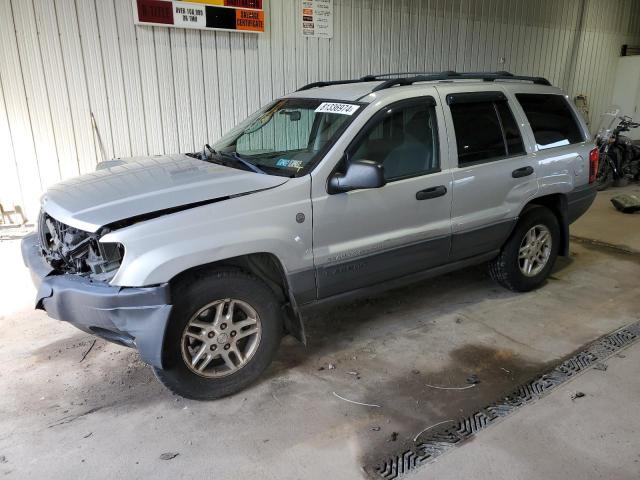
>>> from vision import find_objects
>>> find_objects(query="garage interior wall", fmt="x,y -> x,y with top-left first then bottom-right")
1,0 -> 640,220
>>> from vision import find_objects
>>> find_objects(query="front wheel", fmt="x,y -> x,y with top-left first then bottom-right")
153,269 -> 283,400
595,154 -> 614,191
489,206 -> 560,292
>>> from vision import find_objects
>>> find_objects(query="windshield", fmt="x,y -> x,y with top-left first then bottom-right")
596,105 -> 621,141
211,98 -> 362,176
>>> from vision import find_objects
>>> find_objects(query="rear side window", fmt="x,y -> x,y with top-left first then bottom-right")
448,93 -> 525,165
495,102 -> 525,156
515,94 -> 584,150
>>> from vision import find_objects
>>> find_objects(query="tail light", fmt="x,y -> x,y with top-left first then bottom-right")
588,148 -> 599,184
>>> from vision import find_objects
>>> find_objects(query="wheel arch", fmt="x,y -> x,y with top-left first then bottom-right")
520,193 -> 569,256
168,253 -> 307,344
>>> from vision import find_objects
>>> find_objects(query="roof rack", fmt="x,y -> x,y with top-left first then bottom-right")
370,71 -> 551,91
296,71 -> 551,93
296,76 -> 378,92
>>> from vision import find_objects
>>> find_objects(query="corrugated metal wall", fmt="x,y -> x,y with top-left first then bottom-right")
1,0 -> 640,220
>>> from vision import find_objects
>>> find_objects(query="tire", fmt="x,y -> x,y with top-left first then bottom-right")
595,155 -> 614,191
613,176 -> 629,188
489,206 -> 560,292
153,269 -> 283,400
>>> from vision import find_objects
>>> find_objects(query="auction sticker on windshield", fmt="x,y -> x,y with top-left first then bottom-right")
276,159 -> 304,169
315,103 -> 360,115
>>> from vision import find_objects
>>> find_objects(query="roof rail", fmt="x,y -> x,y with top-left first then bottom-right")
296,76 -> 378,92
296,71 -> 551,93
370,71 -> 551,92
366,71 -> 460,79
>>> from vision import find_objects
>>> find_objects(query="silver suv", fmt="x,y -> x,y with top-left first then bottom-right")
22,72 -> 598,399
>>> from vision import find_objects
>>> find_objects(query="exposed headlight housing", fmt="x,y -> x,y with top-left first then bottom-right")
38,211 -> 124,282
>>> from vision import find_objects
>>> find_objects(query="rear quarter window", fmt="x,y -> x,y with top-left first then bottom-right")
515,93 -> 584,150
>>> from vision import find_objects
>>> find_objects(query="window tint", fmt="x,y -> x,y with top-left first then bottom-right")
350,101 -> 439,181
451,102 -> 505,164
450,99 -> 525,165
496,102 -> 525,156
516,94 -> 584,150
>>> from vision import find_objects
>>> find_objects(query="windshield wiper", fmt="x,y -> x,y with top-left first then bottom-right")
225,152 -> 267,175
205,144 -> 217,156
204,144 -> 266,175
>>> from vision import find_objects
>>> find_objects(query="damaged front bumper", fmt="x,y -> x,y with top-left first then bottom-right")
21,233 -> 172,368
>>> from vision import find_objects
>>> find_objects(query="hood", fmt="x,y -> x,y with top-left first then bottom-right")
42,154 -> 289,233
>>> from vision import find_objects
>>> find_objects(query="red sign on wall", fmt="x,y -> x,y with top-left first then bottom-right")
136,0 -> 174,24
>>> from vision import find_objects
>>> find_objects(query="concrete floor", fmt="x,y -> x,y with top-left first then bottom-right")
572,184 -> 640,253
417,343 -> 640,480
0,186 -> 638,479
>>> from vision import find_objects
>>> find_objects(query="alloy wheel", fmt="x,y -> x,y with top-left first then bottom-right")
518,224 -> 552,277
181,298 -> 261,378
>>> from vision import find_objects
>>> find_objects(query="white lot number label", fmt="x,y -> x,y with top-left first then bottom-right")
315,102 -> 360,115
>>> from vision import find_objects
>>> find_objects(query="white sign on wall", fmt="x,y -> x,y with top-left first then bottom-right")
301,0 -> 333,38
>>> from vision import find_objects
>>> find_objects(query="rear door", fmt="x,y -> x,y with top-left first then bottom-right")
440,88 -> 539,260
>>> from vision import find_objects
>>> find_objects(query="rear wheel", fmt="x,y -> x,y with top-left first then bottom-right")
154,269 -> 283,400
613,176 -> 629,188
489,206 -> 560,292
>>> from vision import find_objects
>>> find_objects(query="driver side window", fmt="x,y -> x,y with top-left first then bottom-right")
349,99 -> 439,181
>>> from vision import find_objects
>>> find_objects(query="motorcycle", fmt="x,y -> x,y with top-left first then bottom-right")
595,105 -> 640,191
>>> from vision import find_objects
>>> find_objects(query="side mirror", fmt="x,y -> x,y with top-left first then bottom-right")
328,159 -> 386,194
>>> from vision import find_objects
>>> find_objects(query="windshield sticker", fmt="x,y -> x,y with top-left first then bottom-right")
315,102 -> 360,115
276,159 -> 304,169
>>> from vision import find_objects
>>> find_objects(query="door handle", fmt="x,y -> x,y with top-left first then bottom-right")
512,166 -> 534,178
416,185 -> 447,200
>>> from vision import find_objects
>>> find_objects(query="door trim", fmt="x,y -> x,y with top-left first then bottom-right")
301,250 -> 498,311
450,218 -> 516,261
315,234 -> 450,299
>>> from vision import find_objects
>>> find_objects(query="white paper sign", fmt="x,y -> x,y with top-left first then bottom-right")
301,0 -> 333,38
173,3 -> 206,29
315,103 -> 360,115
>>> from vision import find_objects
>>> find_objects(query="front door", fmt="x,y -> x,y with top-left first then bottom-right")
311,96 -> 453,299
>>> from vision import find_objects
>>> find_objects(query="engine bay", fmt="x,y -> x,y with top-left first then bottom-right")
38,212 -> 123,282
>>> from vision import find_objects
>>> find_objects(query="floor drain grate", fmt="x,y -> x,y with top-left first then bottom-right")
367,321 -> 640,480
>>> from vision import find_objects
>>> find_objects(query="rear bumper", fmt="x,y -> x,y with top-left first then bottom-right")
21,233 -> 171,368
567,183 -> 597,224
